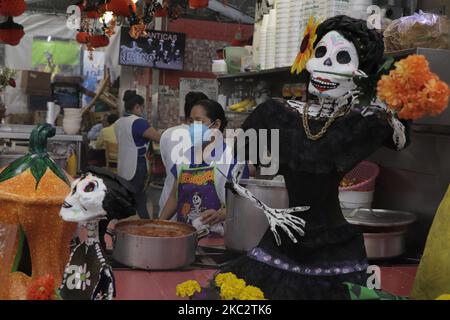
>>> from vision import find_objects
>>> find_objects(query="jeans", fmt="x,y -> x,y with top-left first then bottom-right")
129,157 -> 150,219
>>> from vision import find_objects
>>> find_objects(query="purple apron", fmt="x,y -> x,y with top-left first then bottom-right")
175,165 -> 222,228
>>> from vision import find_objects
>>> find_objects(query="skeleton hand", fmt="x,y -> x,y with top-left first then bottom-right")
94,266 -> 115,300
359,98 -> 407,151
227,164 -> 309,246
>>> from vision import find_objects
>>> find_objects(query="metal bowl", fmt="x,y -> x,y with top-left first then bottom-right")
342,208 -> 417,259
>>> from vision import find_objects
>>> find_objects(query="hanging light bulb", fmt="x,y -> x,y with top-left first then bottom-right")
100,11 -> 114,24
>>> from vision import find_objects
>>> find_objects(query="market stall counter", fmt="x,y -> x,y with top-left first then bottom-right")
110,236 -> 418,300
0,124 -> 87,173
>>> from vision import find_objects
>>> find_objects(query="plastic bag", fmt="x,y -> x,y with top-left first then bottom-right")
384,11 -> 450,51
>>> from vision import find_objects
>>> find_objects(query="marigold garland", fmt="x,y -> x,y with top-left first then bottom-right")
377,54 -> 450,120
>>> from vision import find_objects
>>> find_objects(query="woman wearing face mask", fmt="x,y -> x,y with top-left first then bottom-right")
159,99 -> 247,235
158,91 -> 209,218
114,90 -> 161,219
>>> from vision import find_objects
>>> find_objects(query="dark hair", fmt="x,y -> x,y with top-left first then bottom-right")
313,15 -> 384,75
184,91 -> 208,117
107,113 -> 119,125
123,90 -> 144,112
191,99 -> 228,132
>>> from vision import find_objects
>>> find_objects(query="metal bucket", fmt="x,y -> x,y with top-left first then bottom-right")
224,178 -> 289,252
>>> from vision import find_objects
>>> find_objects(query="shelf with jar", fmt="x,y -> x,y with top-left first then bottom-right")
219,71 -> 310,129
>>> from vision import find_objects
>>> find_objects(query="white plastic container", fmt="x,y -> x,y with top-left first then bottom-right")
339,190 -> 374,209
212,60 -> 228,75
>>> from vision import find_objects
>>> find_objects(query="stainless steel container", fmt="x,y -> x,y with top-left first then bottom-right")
112,220 -> 208,270
363,231 -> 406,259
343,208 -> 417,259
225,178 -> 289,252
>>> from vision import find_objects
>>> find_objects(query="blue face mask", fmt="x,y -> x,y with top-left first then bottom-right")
189,122 -> 214,147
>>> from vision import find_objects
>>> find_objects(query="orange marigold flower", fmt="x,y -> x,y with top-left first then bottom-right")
377,54 -> 449,120
26,275 -> 57,300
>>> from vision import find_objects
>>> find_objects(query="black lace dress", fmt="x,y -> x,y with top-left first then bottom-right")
221,98 -> 407,300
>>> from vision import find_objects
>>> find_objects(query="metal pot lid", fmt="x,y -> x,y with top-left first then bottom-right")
238,178 -> 286,188
342,208 -> 417,227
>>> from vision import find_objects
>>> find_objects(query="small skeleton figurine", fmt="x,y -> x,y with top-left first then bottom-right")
59,167 -> 136,300
190,193 -> 202,216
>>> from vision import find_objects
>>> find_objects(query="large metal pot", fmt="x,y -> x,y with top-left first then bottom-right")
111,219 -> 208,270
225,178 -> 289,252
343,208 -> 417,259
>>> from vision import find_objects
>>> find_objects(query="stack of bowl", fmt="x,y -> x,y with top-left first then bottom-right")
275,0 -> 290,68
349,0 -> 373,20
265,8 -> 277,70
287,0 -> 303,64
258,13 -> 270,70
327,0 -> 351,18
62,108 -> 82,135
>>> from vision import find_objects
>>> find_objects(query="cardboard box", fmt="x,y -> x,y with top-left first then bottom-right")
6,113 -> 34,125
21,71 -> 52,97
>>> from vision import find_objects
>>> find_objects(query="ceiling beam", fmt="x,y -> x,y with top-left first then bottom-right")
208,0 -> 254,24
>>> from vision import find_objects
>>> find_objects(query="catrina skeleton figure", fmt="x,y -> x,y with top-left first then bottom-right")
218,15 -> 410,300
59,167 -> 136,300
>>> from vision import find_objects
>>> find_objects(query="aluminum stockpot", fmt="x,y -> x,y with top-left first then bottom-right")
225,178 -> 289,252
112,219 -> 208,270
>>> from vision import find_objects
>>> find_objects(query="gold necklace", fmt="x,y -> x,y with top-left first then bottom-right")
302,103 -> 349,140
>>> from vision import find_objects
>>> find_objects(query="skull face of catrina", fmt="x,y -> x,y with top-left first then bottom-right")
60,173 -> 107,222
306,31 -> 360,99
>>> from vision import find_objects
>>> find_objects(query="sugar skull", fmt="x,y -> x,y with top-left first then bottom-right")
306,31 -> 360,99
60,173 -> 107,222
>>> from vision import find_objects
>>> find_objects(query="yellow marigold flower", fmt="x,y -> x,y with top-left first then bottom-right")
215,272 -> 238,288
176,280 -> 201,298
436,294 -> 450,300
291,16 -> 321,75
219,278 -> 246,300
238,285 -> 266,300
